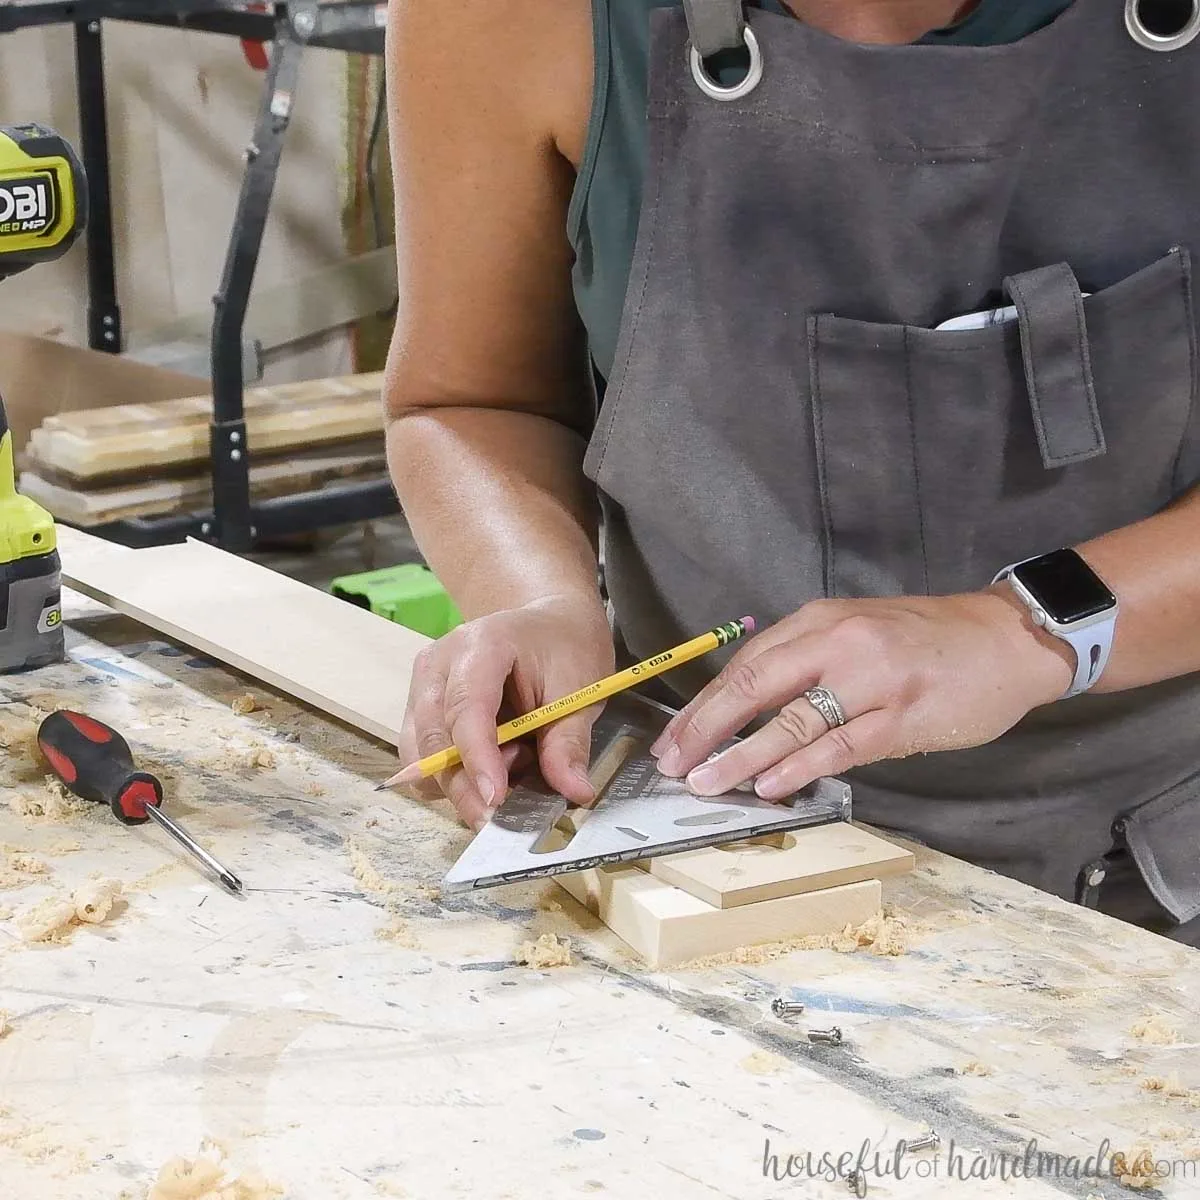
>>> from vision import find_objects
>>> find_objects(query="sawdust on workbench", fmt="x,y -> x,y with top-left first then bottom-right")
1130,1013 -> 1179,1045
230,694 -> 261,716
7,778 -> 89,823
14,879 -> 122,943
740,1050 -> 786,1076
959,1061 -> 994,1076
244,747 -> 275,770
376,913 -> 419,948
675,905 -> 914,969
346,838 -> 398,895
5,852 -> 47,876
0,905 -> 12,920
148,1141 -> 284,1200
0,1010 -> 9,1039
1140,1076 -> 1200,1106
0,1103 -> 86,1169
515,932 -> 573,968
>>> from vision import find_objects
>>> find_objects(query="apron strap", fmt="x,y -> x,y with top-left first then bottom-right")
682,0 -> 746,58
1003,263 -> 1107,469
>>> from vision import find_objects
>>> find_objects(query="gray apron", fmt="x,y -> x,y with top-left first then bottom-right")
582,0 -> 1200,923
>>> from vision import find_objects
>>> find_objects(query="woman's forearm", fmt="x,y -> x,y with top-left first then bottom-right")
385,404 -> 603,623
1076,484 -> 1200,693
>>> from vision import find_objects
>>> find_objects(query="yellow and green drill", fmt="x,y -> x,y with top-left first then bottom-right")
0,123 -> 87,672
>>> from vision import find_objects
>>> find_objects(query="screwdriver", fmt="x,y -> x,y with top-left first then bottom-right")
36,710 -> 243,894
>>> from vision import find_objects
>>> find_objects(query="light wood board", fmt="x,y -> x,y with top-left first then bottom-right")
57,526 -> 887,961
557,868 -> 881,968
28,372 -> 384,481
57,525 -> 424,746
20,441 -> 386,526
644,821 -> 914,908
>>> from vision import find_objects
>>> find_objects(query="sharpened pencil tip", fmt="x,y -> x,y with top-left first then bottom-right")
373,780 -> 389,792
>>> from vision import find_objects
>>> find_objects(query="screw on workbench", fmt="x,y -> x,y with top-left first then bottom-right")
807,1026 -> 843,1046
901,1132 -> 940,1153
771,997 -> 805,1018
844,1168 -> 867,1197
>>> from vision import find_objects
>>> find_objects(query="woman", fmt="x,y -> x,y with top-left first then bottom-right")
383,0 -> 1200,942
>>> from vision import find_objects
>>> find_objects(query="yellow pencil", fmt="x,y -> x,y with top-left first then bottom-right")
375,615 -> 756,790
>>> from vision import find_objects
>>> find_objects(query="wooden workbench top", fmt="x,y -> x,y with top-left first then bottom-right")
1,594 -> 1197,1199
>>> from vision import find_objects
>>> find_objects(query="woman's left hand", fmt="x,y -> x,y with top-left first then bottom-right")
651,591 -> 1077,800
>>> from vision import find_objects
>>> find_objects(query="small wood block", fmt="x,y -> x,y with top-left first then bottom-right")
644,821 -> 914,909
556,867 -> 881,969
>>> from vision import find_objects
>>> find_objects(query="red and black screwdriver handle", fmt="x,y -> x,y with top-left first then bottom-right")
37,710 -> 162,826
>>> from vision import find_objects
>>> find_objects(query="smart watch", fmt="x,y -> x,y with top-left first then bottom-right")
992,548 -> 1118,698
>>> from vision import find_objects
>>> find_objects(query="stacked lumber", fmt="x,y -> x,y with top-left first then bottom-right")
18,372 -> 387,526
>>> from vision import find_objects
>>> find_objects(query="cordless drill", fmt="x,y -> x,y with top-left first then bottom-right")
0,123 -> 87,672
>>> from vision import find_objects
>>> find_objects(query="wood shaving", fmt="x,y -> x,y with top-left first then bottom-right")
1113,1148 -> 1160,1190
301,782 -> 325,797
959,1061 -> 994,1076
0,905 -> 12,920
14,878 -> 122,942
1140,1075 -> 1200,1105
47,840 -> 81,855
74,878 -> 122,924
230,694 -> 260,716
1130,1013 -> 1179,1045
515,932 -> 572,968
0,1010 -> 9,1039
148,1142 -> 284,1200
8,780 -> 88,822
15,896 -> 78,943
245,748 -> 275,769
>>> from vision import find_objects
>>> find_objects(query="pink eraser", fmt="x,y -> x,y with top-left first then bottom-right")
741,615 -> 756,634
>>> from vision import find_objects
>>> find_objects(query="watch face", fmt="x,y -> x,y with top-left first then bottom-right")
1012,549 -> 1115,625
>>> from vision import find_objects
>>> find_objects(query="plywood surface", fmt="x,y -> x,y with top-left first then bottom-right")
647,821 -> 914,908
57,525 -> 424,746
2,588 -> 1194,1197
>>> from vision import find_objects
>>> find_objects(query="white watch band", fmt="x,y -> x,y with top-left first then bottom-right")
1060,620 -> 1115,697
992,563 -> 1117,698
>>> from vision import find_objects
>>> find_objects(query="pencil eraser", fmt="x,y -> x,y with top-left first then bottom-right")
741,615 -> 756,634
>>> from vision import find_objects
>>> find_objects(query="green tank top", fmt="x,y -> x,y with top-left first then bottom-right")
568,0 -> 1075,380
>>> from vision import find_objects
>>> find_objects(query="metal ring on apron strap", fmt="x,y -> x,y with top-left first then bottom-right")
689,26 -> 763,101
1125,0 -> 1200,50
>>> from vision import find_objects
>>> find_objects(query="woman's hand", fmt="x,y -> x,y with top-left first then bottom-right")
397,595 -> 615,829
650,591 -> 1075,800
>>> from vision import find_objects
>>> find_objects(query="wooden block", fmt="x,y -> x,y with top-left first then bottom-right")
645,821 -> 914,909
28,373 -> 385,481
557,867 -> 880,968
20,441 -> 387,526
58,526 -> 425,745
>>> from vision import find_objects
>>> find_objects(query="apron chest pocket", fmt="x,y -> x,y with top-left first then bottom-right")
808,247 -> 1198,599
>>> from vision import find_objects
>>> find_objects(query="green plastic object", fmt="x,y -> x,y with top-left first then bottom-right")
330,563 -> 462,639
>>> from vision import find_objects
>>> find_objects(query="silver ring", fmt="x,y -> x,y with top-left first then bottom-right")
803,686 -> 847,730
689,26 -> 763,102
1125,0 -> 1200,50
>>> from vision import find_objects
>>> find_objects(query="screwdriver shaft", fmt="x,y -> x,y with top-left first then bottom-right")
142,804 -> 243,894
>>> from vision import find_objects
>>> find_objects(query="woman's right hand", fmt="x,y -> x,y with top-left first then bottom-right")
396,595 -> 616,829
